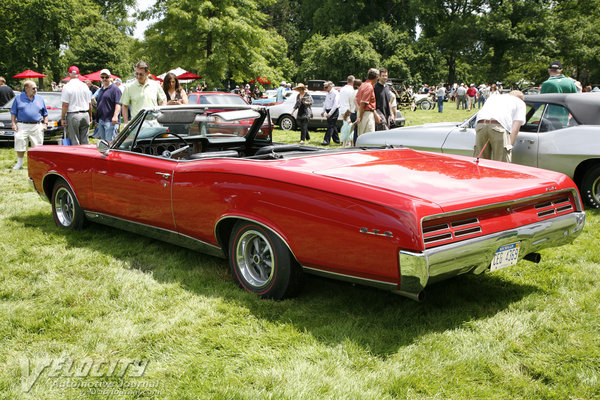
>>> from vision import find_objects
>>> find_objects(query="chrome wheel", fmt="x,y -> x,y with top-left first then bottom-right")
582,165 -> 600,208
279,115 -> 296,131
235,229 -> 274,288
54,187 -> 75,227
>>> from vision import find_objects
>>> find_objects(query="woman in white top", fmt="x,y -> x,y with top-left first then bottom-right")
349,79 -> 361,145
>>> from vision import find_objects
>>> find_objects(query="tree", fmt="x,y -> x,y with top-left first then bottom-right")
297,32 -> 380,81
142,0 -> 291,86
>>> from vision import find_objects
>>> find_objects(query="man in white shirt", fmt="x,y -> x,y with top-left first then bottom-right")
338,75 -> 355,119
474,90 -> 526,162
60,66 -> 92,145
321,81 -> 340,145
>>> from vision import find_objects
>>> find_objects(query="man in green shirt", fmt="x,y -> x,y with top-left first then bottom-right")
117,61 -> 166,124
540,61 -> 577,94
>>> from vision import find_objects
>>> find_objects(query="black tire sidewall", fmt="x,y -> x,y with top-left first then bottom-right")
229,222 -> 293,299
51,178 -> 85,230
581,165 -> 600,208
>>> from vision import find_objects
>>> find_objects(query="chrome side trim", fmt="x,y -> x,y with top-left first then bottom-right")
400,211 -> 585,297
302,266 -> 398,291
84,211 -> 225,259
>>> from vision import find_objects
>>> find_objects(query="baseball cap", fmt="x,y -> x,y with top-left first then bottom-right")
549,61 -> 562,70
68,66 -> 79,74
100,68 -> 111,76
114,78 -> 122,83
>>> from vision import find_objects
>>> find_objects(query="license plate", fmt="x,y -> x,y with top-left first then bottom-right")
490,242 -> 520,271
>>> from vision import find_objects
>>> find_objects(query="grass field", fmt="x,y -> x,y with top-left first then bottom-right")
1,107 -> 599,399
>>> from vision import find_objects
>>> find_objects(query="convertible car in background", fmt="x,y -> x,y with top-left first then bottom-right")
357,93 -> 600,208
28,104 -> 585,301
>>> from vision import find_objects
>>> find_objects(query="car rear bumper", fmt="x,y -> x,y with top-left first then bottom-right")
397,211 -> 586,299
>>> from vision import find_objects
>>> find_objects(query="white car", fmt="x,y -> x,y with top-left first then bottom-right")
268,90 -> 405,131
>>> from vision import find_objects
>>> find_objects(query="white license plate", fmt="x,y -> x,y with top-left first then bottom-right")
490,242 -> 520,271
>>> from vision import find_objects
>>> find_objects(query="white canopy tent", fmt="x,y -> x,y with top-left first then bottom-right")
157,67 -> 196,84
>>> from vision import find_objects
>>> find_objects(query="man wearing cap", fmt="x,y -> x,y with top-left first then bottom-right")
92,69 -> 122,142
10,81 -> 47,169
117,61 -> 166,125
61,66 -> 92,145
466,84 -> 477,111
114,78 -> 124,93
541,61 -> 577,94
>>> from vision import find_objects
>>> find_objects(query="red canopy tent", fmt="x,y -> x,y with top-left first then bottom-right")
176,72 -> 202,80
81,70 -> 121,81
13,70 -> 47,79
149,74 -> 162,82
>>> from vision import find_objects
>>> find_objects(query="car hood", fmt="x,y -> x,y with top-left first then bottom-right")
307,149 -> 571,213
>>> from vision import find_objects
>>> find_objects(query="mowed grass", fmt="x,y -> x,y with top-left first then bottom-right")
0,108 -> 599,399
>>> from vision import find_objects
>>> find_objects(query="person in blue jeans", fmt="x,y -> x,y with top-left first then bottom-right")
436,84 -> 446,113
93,69 -> 122,142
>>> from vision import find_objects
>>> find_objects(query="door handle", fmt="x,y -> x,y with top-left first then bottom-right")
519,139 -> 535,144
155,172 -> 171,179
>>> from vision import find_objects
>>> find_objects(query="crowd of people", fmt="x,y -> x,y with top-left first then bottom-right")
2,58 -> 598,169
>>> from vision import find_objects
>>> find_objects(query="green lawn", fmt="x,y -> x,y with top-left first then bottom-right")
1,109 -> 599,399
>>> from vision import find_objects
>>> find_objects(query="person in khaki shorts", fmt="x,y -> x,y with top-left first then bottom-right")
10,81 -> 47,169
473,90 -> 526,163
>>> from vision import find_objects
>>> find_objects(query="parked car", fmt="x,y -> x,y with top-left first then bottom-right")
268,90 -> 405,131
413,93 -> 436,110
0,92 -> 64,143
251,90 -> 293,106
187,91 -> 249,106
28,104 -> 585,301
357,93 -> 600,208
186,91 -> 271,136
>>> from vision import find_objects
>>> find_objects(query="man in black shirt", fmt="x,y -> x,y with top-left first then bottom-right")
374,69 -> 391,130
0,77 -> 15,106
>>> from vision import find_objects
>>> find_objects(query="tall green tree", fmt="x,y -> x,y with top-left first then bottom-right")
297,32 -> 381,81
142,0 -> 291,86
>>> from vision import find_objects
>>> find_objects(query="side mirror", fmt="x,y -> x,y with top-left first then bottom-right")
97,140 -> 110,155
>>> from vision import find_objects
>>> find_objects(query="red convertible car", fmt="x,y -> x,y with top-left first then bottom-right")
27,104 -> 586,301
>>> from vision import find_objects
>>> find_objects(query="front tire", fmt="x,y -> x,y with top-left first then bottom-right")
51,178 -> 86,229
581,165 -> 600,208
278,115 -> 297,131
229,221 -> 302,299
419,100 -> 433,110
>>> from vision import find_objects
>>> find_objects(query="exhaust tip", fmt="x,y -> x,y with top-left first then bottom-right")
524,252 -> 542,263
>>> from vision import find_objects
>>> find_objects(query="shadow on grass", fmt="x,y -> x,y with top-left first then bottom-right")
13,212 -> 540,357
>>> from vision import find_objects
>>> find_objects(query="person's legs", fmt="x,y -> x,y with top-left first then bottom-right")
77,114 -> 90,145
473,124 -> 492,160
66,113 -> 80,144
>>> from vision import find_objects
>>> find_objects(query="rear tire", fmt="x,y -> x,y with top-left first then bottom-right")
229,221 -> 302,299
581,165 -> 600,208
419,100 -> 433,110
51,178 -> 86,229
278,115 -> 297,131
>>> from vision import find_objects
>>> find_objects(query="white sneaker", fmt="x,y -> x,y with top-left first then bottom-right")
299,140 -> 304,144
12,163 -> 23,170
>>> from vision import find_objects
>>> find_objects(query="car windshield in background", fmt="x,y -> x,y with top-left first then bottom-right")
199,95 -> 248,105
1,92 -> 62,110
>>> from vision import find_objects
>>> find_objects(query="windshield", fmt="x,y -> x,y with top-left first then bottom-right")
114,108 -> 266,152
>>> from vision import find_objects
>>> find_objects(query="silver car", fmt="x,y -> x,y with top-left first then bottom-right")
268,90 -> 405,131
357,93 -> 600,208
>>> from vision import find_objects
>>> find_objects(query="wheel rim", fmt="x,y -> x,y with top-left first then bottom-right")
421,101 -> 432,110
280,117 -> 293,130
54,187 -> 74,226
235,230 -> 274,288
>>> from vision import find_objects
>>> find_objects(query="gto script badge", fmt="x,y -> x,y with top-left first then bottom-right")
360,227 -> 393,238
546,186 -> 557,192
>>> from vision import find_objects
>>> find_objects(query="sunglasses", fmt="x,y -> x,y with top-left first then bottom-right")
135,72 -> 146,77
101,75 -> 109,79
31,87 -> 38,90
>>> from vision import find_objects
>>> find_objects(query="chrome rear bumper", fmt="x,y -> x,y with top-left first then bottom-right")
398,211 -> 586,298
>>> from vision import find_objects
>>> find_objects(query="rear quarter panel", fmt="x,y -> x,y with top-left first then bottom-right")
537,125 -> 600,177
171,160 -> 429,283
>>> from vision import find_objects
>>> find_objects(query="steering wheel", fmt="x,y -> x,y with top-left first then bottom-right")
148,131 -> 190,158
